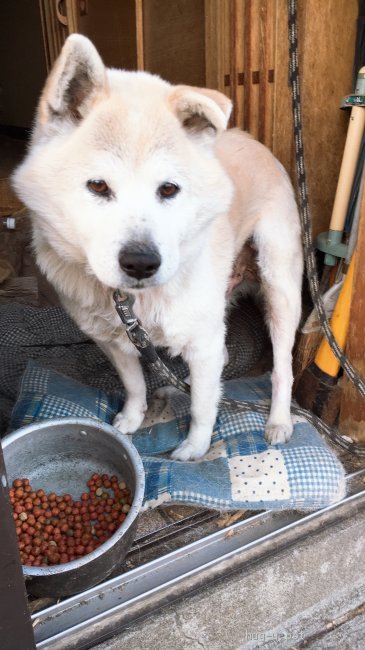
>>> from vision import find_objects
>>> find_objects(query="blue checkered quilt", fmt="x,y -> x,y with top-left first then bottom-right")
9,361 -> 346,511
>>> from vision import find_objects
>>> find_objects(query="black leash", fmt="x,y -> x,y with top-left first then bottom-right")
113,290 -> 191,394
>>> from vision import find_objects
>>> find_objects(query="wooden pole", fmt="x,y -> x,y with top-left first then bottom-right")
339,184 -> 365,442
329,72 -> 365,232
135,0 -> 145,71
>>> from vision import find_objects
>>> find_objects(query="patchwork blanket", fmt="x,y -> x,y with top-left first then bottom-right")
10,361 -> 346,511
0,300 -> 266,433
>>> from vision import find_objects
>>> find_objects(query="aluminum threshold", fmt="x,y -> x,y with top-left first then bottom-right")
33,470 -> 365,649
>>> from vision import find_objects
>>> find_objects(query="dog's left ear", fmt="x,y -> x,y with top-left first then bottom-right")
169,86 -> 232,142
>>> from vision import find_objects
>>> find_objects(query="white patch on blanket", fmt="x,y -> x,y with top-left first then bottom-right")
229,449 -> 289,501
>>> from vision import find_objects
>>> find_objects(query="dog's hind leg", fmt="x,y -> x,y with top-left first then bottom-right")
254,209 -> 303,444
97,339 -> 147,434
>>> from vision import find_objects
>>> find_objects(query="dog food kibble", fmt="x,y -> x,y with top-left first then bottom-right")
9,474 -> 133,566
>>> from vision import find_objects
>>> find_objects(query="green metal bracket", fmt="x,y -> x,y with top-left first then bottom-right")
340,72 -> 365,109
315,230 -> 348,266
341,94 -> 365,109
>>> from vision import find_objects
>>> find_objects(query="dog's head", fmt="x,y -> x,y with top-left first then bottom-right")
13,35 -> 233,290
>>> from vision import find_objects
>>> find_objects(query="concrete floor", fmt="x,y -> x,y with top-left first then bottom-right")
93,508 -> 365,649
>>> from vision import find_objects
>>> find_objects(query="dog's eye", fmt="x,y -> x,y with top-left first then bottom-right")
87,179 -> 111,197
158,182 -> 180,200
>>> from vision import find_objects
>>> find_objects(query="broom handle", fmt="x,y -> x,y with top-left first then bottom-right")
315,255 -> 355,377
329,67 -> 365,232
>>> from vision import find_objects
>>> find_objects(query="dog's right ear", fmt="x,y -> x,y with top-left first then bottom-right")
35,34 -> 107,138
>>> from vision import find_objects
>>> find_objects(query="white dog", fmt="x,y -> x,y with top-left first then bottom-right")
13,35 -> 303,461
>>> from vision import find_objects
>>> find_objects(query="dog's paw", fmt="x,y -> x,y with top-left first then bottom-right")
265,421 -> 293,445
171,438 -> 210,462
113,408 -> 145,435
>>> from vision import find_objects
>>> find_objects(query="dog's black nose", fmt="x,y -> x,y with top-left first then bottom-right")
119,244 -> 161,280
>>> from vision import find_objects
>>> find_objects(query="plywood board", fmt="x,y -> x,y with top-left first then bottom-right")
71,0 -> 137,70
143,0 -> 205,86
301,0 -> 358,238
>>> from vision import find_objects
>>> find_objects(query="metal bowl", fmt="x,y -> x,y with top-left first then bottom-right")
2,417 -> 145,597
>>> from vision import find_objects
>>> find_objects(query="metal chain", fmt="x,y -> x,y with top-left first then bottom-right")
150,354 -> 364,457
113,291 -> 365,457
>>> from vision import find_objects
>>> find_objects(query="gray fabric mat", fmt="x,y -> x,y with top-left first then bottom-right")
0,297 -> 269,435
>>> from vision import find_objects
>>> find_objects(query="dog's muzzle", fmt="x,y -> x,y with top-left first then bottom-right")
119,242 -> 161,280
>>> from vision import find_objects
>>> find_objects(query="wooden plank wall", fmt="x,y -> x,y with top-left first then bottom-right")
241,0 -> 276,148
142,0 -> 206,86
206,0 -> 358,239
294,0 -> 358,239
205,0 -> 276,148
38,0 -> 68,70
205,0 -> 231,94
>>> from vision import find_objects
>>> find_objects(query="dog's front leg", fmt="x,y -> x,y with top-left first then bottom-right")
97,338 -> 147,434
171,334 -> 225,461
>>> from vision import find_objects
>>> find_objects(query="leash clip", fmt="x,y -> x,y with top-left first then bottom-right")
113,290 -> 150,349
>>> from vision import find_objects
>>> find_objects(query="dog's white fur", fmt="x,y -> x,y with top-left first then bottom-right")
13,35 -> 303,461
